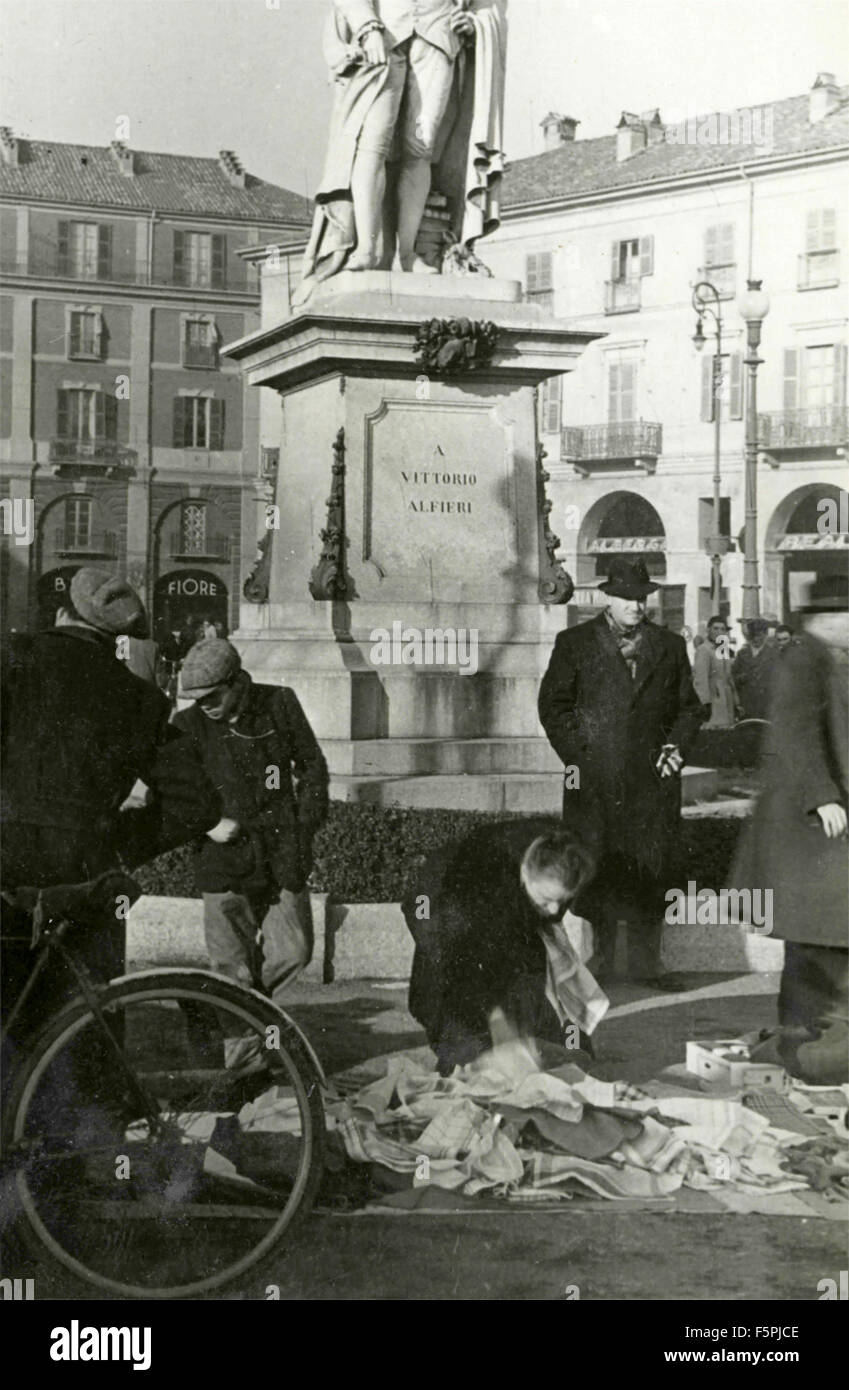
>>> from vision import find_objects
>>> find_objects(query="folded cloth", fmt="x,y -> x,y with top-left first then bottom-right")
529,1152 -> 683,1200
498,1103 -> 642,1161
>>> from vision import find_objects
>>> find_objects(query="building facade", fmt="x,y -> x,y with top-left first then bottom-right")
0,133 -> 310,638
484,77 -> 849,634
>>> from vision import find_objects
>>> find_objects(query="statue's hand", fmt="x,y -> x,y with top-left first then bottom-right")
360,29 -> 387,66
450,9 -> 475,38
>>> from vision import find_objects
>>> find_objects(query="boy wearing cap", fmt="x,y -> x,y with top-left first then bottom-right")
174,640 -> 329,1072
538,556 -> 704,987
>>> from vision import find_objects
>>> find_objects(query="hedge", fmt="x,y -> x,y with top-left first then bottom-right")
134,801 -> 744,904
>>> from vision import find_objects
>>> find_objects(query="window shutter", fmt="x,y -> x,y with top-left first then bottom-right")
57,221 -> 70,275
69,312 -> 81,357
639,235 -> 654,276
97,225 -> 112,280
610,241 -> 620,280
103,392 -> 118,440
173,230 -> 185,286
211,234 -> 226,289
57,388 -> 70,437
729,353 -> 743,419
834,344 -> 848,408
700,355 -> 715,422
525,253 -> 538,294
208,397 -> 225,450
782,349 -> 799,411
173,396 -> 189,447
94,310 -> 104,359
720,223 -> 734,264
94,390 -> 106,440
704,225 -> 717,268
822,208 -> 836,249
539,251 -> 553,291
542,375 -> 562,434
608,361 -> 619,420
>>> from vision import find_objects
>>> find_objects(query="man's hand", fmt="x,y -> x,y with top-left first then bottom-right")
360,28 -> 387,65
119,779 -> 151,812
816,803 -> 848,838
206,817 -> 240,844
656,745 -> 684,778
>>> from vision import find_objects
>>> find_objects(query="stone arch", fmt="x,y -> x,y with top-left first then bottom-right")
763,481 -> 848,619
576,490 -> 667,586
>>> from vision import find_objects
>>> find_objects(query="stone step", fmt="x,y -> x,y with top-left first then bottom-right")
328,765 -> 719,812
323,736 -> 563,776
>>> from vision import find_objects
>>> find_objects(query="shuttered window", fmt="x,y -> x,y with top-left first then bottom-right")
173,396 -> 225,448
701,353 -> 743,421
525,252 -> 554,309
806,209 -> 837,251
173,231 -> 227,289
782,344 -> 848,410
57,388 -> 117,440
608,361 -> 637,422
610,236 -> 654,280
68,309 -> 103,359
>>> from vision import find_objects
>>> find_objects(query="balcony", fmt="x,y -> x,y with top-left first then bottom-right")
183,344 -> 218,369
757,406 -> 848,452
169,535 -> 232,563
604,277 -> 641,314
49,438 -> 136,475
53,527 -> 117,558
0,253 -> 259,295
797,249 -> 840,291
562,420 -> 663,470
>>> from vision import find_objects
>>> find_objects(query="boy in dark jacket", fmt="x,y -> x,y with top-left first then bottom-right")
173,640 -> 329,1072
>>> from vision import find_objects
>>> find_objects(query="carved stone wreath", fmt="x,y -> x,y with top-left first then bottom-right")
413,316 -> 499,376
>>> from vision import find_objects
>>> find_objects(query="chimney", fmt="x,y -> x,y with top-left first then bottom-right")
218,149 -> 246,189
0,127 -> 19,168
110,140 -> 135,177
641,108 -> 665,145
539,112 -> 580,151
809,72 -> 840,123
616,112 -> 647,161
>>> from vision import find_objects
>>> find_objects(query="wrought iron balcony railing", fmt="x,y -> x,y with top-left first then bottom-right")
797,249 -> 840,291
604,277 -> 641,313
561,420 -> 663,463
169,535 -> 231,562
757,406 -> 848,450
53,528 -> 117,557
0,253 -> 260,295
49,437 -> 134,466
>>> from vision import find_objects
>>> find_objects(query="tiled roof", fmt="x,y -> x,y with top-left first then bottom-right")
503,91 -> 849,211
0,139 -> 312,228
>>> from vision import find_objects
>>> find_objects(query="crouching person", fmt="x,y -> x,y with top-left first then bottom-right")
173,640 -> 329,1073
402,819 -> 605,1076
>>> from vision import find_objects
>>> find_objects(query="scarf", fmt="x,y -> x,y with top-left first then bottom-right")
605,611 -> 645,677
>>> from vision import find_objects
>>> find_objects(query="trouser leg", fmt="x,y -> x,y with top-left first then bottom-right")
260,887 -> 314,1005
202,891 -> 262,991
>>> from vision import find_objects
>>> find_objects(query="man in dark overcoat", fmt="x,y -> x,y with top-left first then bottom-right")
732,574 -> 848,1083
1,567 -> 221,1111
402,818 -> 598,1075
538,556 -> 704,984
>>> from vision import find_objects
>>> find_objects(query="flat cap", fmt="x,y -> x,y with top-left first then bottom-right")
179,638 -> 242,699
70,567 -> 148,637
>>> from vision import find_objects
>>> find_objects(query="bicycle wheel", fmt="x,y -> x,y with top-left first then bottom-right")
3,969 -> 325,1299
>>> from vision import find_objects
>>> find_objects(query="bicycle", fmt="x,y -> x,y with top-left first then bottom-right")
0,872 -> 326,1299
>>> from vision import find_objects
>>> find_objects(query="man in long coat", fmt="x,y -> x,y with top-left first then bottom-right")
693,615 -> 738,728
732,618 -> 779,721
732,575 -> 848,1082
402,818 -> 599,1074
538,556 -> 704,985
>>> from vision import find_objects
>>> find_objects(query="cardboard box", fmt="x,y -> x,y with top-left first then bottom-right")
686,1039 -> 787,1090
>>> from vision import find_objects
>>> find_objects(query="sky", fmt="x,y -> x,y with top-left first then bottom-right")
0,0 -> 846,199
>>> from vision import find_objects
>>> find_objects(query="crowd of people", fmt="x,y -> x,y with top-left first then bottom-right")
1,556 -> 846,1102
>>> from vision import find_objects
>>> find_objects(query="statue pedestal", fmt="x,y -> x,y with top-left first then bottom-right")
225,272 -> 601,809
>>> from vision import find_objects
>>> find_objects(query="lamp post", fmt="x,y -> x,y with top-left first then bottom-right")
737,279 -> 770,623
692,280 -> 726,613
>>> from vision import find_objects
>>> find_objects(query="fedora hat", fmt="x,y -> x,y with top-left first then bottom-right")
597,555 -> 660,599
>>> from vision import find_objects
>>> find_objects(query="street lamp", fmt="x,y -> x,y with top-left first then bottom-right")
692,280 -> 727,613
737,279 -> 770,622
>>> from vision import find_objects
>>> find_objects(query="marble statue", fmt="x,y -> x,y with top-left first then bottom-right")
295,0 -> 507,304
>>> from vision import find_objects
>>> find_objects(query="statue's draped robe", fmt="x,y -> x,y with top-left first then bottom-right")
295,2 -> 506,303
